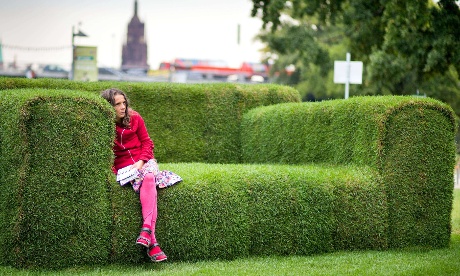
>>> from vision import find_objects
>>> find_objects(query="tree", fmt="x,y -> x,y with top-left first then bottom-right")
251,0 -> 346,31
251,0 -> 460,116
254,3 -> 347,100
367,0 -> 460,95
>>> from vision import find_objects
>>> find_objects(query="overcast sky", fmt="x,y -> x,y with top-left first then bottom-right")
0,0 -> 264,70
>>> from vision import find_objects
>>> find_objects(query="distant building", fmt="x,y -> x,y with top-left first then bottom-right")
121,0 -> 149,73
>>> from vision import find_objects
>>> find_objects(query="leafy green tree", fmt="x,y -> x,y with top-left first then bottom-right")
341,0 -> 385,62
251,0 -> 346,31
255,6 -> 347,100
251,0 -> 460,117
368,0 -> 460,95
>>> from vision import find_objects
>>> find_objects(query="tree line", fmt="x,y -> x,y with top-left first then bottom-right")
250,0 -> 460,118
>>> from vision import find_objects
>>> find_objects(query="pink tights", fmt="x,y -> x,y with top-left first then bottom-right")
139,172 -> 158,244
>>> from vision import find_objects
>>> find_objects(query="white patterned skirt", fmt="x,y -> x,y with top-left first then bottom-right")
131,159 -> 182,193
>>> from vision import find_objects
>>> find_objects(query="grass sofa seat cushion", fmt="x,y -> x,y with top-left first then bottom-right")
110,162 -> 386,263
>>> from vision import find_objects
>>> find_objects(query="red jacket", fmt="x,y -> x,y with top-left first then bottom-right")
112,110 -> 154,174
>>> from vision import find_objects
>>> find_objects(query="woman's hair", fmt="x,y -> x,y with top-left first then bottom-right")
100,88 -> 130,127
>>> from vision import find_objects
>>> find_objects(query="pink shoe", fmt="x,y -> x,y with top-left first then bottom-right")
148,243 -> 167,262
136,227 -> 151,248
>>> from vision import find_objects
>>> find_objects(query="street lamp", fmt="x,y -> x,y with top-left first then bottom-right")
71,25 -> 88,80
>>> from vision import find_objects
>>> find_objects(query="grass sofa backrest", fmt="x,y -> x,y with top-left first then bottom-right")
0,77 -> 301,163
241,96 -> 457,248
122,83 -> 300,163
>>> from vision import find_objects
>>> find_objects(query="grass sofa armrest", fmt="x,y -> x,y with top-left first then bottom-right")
0,89 -> 115,269
241,96 -> 457,248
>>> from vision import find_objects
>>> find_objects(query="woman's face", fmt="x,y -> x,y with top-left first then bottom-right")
113,94 -> 126,121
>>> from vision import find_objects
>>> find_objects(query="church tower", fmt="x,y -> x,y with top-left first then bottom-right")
121,0 -> 149,73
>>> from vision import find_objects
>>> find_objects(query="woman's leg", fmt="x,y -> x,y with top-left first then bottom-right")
139,172 -> 167,262
139,172 -> 158,244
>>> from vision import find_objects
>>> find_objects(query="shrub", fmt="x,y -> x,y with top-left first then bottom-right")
0,78 -> 301,163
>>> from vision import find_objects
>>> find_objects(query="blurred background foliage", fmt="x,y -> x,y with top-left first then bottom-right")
251,0 -> 460,117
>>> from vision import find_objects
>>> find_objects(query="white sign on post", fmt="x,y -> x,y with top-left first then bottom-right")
334,53 -> 363,99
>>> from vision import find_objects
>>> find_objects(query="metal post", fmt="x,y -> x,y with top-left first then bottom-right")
456,167 -> 457,188
345,52 -> 350,99
70,25 -> 87,81
237,24 -> 241,45
71,26 -> 75,80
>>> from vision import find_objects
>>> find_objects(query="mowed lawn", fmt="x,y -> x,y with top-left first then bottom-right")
2,189 -> 460,276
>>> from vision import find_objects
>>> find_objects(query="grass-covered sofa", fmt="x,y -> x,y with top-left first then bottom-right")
0,78 -> 456,269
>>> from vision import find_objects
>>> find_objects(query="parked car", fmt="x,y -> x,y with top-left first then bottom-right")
43,64 -> 68,73
98,67 -> 127,81
39,64 -> 69,78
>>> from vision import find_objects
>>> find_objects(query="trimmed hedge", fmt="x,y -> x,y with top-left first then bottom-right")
0,89 -> 115,268
0,77 -> 301,163
0,81 -> 300,269
241,96 -> 457,249
110,162 -> 385,263
0,79 -> 456,269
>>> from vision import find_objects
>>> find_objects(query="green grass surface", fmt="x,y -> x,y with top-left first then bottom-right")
1,189 -> 459,275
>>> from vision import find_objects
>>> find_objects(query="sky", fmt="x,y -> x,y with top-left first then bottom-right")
0,0 -> 265,70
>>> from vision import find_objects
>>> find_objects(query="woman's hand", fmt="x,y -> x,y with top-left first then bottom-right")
132,160 -> 145,171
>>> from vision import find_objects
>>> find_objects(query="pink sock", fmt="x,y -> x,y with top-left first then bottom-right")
139,173 -> 158,244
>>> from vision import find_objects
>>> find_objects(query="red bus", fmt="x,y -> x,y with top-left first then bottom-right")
159,58 -> 269,82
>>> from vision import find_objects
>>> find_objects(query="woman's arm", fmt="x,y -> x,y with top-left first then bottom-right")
134,113 -> 154,163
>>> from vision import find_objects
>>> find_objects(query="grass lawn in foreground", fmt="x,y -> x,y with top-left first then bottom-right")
1,190 -> 459,275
